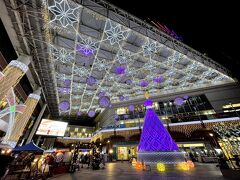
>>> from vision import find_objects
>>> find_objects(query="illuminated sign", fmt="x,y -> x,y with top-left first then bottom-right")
36,119 -> 68,136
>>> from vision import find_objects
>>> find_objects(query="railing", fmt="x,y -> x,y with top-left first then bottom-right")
97,114 -> 239,133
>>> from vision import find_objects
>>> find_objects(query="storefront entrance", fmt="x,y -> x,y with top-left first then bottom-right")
116,146 -> 137,160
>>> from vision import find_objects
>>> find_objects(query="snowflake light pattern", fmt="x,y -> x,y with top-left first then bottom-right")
105,21 -> 128,45
48,0 -> 80,28
56,73 -> 71,81
72,82 -> 84,90
106,74 -> 120,82
142,41 -> 159,56
167,52 -> 183,65
77,37 -> 97,56
116,50 -> 132,64
185,62 -> 199,73
52,47 -> 74,64
95,59 -> 109,71
127,67 -> 138,77
74,67 -> 90,77
201,70 -> 216,79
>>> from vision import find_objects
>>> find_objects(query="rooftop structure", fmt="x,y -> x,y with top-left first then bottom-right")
2,0 -> 235,120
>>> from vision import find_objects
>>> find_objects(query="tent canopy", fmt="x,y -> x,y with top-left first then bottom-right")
12,142 -> 44,153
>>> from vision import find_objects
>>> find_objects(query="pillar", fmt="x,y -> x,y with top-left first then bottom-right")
7,88 -> 41,146
0,55 -> 31,100
26,103 -> 47,144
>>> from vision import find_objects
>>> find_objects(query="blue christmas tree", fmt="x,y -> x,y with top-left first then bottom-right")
138,99 -> 179,152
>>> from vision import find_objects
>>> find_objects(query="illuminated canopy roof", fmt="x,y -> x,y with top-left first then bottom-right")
4,0 -> 235,118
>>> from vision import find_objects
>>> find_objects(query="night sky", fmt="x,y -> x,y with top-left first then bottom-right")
107,0 -> 240,80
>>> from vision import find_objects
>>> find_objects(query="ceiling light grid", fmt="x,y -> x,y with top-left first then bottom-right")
40,0 -> 235,116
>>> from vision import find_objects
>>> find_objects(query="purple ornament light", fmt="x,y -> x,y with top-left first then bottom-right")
139,80 -> 149,87
77,111 -> 81,116
119,95 -> 125,101
64,79 -> 71,87
99,96 -> 111,108
98,91 -> 106,97
86,76 -> 97,86
183,95 -> 189,100
88,110 -> 95,117
174,97 -> 184,106
153,76 -> 164,83
124,114 -> 129,119
125,96 -> 129,100
128,105 -> 135,112
115,66 -> 126,75
59,101 -> 70,111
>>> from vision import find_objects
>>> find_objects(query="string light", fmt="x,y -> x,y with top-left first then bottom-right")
0,56 -> 31,101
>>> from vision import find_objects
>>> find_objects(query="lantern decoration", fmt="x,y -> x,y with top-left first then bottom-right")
183,95 -> 189,100
88,110 -> 95,117
64,79 -> 71,87
187,160 -> 195,168
114,114 -> 119,120
153,76 -> 164,83
177,162 -> 190,171
139,80 -> 149,87
131,158 -> 137,167
114,66 -> 126,75
157,163 -> 166,172
119,95 -> 125,101
59,101 -> 70,111
99,96 -> 111,108
128,105 -> 135,112
98,91 -> 105,97
174,97 -> 184,106
135,161 -> 145,171
77,111 -> 81,116
86,76 -> 97,86
126,79 -> 132,85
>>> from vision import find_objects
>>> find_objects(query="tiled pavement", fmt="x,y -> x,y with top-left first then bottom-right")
49,162 -> 226,180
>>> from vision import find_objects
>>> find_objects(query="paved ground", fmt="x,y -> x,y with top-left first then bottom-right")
49,162 -> 226,180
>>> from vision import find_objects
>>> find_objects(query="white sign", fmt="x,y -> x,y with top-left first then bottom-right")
36,119 -> 68,136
